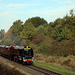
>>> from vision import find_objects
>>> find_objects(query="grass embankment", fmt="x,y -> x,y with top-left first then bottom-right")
34,57 -> 75,75
0,62 -> 29,75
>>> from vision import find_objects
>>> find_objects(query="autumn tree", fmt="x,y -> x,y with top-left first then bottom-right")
20,22 -> 35,40
53,26 -> 72,41
58,27 -> 72,41
11,20 -> 23,36
0,29 -> 5,40
25,17 -> 48,27
70,9 -> 75,17
35,25 -> 48,35
14,36 -> 22,45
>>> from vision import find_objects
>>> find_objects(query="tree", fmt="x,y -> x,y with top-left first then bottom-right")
20,22 -> 35,40
54,18 -> 63,27
31,17 -> 48,27
49,22 -> 54,27
14,36 -> 22,45
58,27 -> 72,41
52,25 -> 62,39
3,39 -> 13,45
35,25 -> 48,35
70,9 -> 74,17
0,29 -> 5,40
52,25 -> 72,41
24,17 -> 48,27
11,20 -> 23,36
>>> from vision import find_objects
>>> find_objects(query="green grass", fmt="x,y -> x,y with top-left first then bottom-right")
34,60 -> 75,75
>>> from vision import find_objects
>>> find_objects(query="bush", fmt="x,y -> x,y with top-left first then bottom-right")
73,50 -> 75,56
62,59 -> 71,66
40,45 -> 47,52
33,33 -> 44,44
64,54 -> 68,57
39,43 -> 49,53
45,56 -> 56,63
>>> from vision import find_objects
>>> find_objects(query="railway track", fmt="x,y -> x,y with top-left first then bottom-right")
0,55 -> 63,75
27,65 -> 63,75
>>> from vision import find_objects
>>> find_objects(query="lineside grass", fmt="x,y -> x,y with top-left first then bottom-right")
34,60 -> 75,75
0,62 -> 29,75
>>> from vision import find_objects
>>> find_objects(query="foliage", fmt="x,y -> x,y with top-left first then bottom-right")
64,54 -> 69,57
54,18 -> 63,27
3,39 -> 13,45
40,44 -> 48,52
32,33 -> 45,44
14,36 -> 22,45
69,9 -> 75,17
39,36 -> 51,53
62,59 -> 71,66
0,29 -> 5,40
52,26 -> 72,41
25,17 -> 48,27
21,39 -> 27,45
58,27 -> 72,41
52,25 -> 62,39
11,20 -> 23,36
49,22 -> 54,27
35,25 -> 48,35
73,50 -> 75,56
20,22 -> 35,40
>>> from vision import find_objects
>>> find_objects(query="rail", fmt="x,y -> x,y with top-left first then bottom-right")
28,65 -> 64,75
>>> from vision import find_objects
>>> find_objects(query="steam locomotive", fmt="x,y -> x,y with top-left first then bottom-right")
0,45 -> 34,64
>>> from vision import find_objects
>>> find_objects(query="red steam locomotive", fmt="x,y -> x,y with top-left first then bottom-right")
0,45 -> 34,64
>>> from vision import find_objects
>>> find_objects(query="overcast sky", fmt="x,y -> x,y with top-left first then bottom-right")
0,0 -> 75,32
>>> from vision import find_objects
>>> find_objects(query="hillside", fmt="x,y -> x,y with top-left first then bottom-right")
2,9 -> 75,57
1,10 -> 75,73
2,28 -> 16,45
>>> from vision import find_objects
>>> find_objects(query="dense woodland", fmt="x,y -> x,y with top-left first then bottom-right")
1,9 -> 75,56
